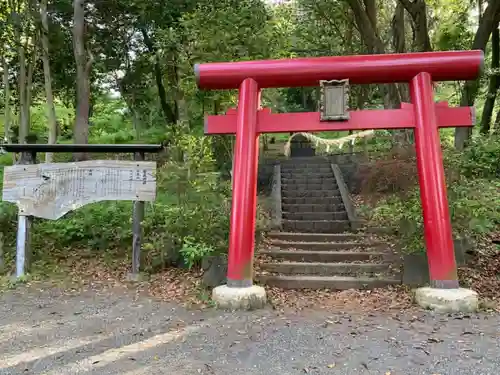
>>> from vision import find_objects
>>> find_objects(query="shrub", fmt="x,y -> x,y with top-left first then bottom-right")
457,134 -> 500,180
368,135 -> 500,253
179,236 -> 216,269
141,162 -> 232,270
356,147 -> 418,199
371,177 -> 500,253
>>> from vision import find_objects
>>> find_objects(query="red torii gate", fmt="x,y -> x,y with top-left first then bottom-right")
195,50 -> 483,297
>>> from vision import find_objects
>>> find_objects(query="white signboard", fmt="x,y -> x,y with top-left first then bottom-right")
2,160 -> 157,220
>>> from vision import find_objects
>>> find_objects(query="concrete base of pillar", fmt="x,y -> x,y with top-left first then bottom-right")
125,272 -> 150,282
415,287 -> 479,313
212,285 -> 267,310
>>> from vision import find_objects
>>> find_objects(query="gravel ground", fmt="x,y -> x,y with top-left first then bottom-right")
0,284 -> 499,375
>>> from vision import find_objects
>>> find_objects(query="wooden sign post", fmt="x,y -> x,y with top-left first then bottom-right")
1,144 -> 163,279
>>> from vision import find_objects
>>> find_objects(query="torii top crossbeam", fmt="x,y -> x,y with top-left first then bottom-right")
195,50 -> 484,89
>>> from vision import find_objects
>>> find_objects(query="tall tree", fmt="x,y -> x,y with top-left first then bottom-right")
480,21 -> 500,134
40,0 -> 57,162
0,1 -> 13,143
10,0 -> 38,144
1,54 -> 11,143
399,0 -> 432,52
455,0 -> 500,149
346,0 -> 402,108
72,0 -> 92,160
140,28 -> 178,126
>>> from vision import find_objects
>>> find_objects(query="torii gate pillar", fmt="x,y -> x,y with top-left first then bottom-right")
197,50 -> 483,312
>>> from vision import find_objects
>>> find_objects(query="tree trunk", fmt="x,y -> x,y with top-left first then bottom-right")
2,55 -> 10,143
392,2 -> 406,53
175,85 -> 187,126
40,0 -> 58,162
480,22 -> 500,134
399,0 -> 432,52
391,1 -> 412,145
140,28 -> 177,125
494,108 -> 500,134
25,37 -> 38,140
72,0 -> 93,161
347,0 -> 384,54
15,19 -> 28,144
455,0 -> 500,149
392,1 -> 410,102
172,53 -> 184,125
347,0 -> 401,108
363,0 -> 377,36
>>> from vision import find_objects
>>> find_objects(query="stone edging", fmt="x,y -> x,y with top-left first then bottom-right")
271,163 -> 282,230
331,163 -> 359,230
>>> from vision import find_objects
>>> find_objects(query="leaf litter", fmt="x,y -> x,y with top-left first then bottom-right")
14,230 -> 500,313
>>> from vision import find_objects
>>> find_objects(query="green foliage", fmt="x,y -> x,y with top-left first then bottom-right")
430,0 -> 474,51
141,162 -> 232,271
458,134 -> 500,180
179,236 -> 215,269
369,138 -> 500,253
372,177 -> 500,253
33,201 -> 133,251
89,96 -> 132,136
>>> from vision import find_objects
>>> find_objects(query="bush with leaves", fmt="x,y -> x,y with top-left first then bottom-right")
458,134 -> 500,180
0,164 -> 18,265
141,161 -> 233,271
371,177 -> 500,253
367,135 -> 500,253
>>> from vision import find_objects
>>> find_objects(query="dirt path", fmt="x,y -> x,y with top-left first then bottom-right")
0,284 -> 498,375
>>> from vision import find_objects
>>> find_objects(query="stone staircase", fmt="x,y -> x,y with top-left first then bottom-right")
280,158 -> 350,233
258,157 -> 401,290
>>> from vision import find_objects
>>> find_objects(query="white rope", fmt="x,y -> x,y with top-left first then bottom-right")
283,130 -> 376,157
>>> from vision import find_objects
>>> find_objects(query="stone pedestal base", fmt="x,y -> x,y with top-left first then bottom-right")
125,272 -> 149,283
212,285 -> 267,310
415,287 -> 479,313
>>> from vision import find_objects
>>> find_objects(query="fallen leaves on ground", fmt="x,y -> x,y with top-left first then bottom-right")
147,268 -> 207,307
21,231 -> 500,313
458,237 -> 500,310
266,285 -> 414,313
60,256 -> 129,287
36,255 -> 208,308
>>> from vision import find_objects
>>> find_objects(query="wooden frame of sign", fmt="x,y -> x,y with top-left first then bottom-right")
0,143 -> 163,280
319,79 -> 350,121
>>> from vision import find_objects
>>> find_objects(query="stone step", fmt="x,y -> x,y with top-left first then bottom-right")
268,239 -> 384,251
261,249 -> 385,262
282,197 -> 343,205
257,274 -> 401,290
280,160 -> 331,166
280,157 -> 331,165
281,166 -> 333,174
281,189 -> 341,198
281,182 -> 338,191
260,262 -> 391,276
281,177 -> 336,185
282,220 -> 351,233
282,203 -> 345,213
281,172 -> 334,179
282,211 -> 348,221
268,232 -> 364,242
